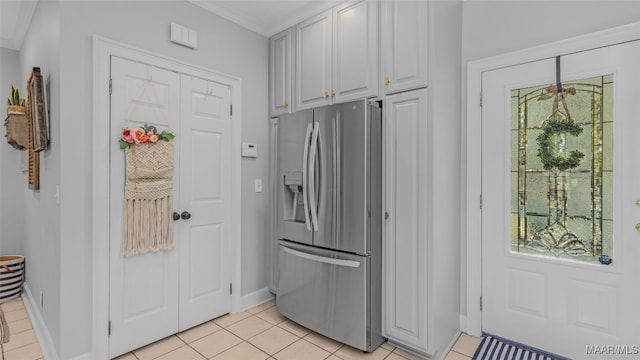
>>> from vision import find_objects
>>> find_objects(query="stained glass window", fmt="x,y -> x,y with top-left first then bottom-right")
511,75 -> 613,264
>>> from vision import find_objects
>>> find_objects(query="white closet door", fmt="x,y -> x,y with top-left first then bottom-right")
109,56 -> 181,358
178,75 -> 232,331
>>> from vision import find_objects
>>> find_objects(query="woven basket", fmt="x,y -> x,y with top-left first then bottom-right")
0,256 -> 25,303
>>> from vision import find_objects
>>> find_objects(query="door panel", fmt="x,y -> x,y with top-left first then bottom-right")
277,110 -> 314,245
313,101 -> 369,254
178,75 -> 232,331
109,56 -> 181,358
482,41 -> 640,358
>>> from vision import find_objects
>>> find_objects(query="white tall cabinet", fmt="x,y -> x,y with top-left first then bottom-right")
295,0 -> 378,110
380,1 -> 461,358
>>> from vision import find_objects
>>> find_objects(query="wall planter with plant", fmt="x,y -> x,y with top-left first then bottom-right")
4,84 -> 29,150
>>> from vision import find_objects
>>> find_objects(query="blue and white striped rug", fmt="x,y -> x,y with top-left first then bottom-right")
473,335 -> 564,360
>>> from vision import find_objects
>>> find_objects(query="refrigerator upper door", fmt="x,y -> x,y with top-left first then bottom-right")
313,100 -> 371,254
277,109 -> 313,246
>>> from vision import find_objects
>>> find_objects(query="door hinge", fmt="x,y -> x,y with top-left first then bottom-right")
229,283 -> 233,295
109,79 -> 112,95
108,320 -> 111,336
230,104 -> 233,116
480,194 -> 483,209
480,92 -> 483,107
480,296 -> 483,311
384,211 -> 389,220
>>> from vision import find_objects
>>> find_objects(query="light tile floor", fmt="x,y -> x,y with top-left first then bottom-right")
0,297 -> 44,360
0,297 -> 483,360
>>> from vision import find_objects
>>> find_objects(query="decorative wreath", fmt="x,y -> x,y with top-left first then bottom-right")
536,117 -> 585,171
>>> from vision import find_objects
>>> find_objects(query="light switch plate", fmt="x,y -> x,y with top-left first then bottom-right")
254,179 -> 263,193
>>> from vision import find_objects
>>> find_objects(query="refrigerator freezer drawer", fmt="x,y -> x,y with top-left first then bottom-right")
276,240 -> 370,351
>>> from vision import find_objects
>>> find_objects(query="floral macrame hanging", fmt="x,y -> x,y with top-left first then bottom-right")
120,125 -> 176,256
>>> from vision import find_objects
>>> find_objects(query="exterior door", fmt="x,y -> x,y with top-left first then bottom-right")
482,41 -> 640,358
109,56 -> 181,357
178,75 -> 232,331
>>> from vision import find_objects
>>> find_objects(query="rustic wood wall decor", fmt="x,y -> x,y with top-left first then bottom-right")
28,68 -> 49,152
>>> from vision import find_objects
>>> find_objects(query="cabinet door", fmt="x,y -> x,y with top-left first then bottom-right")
295,10 -> 332,110
382,0 -> 428,94
383,89 -> 428,353
270,28 -> 293,116
332,0 -> 378,103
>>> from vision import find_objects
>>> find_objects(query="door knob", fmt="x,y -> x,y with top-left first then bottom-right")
181,211 -> 191,220
173,212 -> 181,221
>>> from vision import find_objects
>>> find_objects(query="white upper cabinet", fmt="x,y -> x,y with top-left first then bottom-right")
382,0 -> 428,94
295,10 -> 332,110
295,0 -> 378,111
332,0 -> 378,103
270,28 -> 294,117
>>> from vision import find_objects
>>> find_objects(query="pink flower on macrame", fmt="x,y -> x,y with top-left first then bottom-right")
149,134 -> 159,143
122,129 -> 134,144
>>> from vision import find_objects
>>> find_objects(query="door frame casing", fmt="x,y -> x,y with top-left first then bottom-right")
92,35 -> 242,359
465,21 -> 640,337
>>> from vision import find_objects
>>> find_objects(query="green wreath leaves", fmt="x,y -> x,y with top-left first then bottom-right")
536,118 -> 585,171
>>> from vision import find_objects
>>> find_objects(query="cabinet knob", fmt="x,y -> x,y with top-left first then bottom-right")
636,223 -> 640,233
181,211 -> 191,220
283,100 -> 288,108
173,212 -> 181,221
331,90 -> 335,98
324,91 -> 329,99
385,76 -> 390,85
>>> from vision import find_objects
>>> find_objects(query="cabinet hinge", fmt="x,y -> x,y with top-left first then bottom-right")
230,104 -> 233,116
480,92 -> 483,107
480,296 -> 483,311
108,320 -> 111,336
230,283 -> 233,295
109,79 -> 112,95
480,194 -> 483,209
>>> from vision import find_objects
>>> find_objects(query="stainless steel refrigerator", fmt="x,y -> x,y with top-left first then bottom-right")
276,99 -> 383,352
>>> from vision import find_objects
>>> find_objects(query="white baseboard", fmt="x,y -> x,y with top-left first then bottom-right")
23,283 -> 59,360
240,287 -> 274,311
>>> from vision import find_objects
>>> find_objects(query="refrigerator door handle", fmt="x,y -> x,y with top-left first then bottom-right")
302,122 -> 313,231
308,122 -> 320,231
280,245 -> 361,268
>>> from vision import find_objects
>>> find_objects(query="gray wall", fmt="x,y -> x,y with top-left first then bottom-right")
17,0 -> 62,354
460,1 -> 640,319
0,47 -> 25,256
7,0 -> 269,358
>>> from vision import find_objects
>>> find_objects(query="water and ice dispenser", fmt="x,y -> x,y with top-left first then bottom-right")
283,172 -> 305,222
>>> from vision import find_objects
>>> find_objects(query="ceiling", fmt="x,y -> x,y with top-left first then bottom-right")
0,0 -> 343,51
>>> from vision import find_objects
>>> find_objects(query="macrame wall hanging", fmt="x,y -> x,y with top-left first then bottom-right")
120,125 -> 176,256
